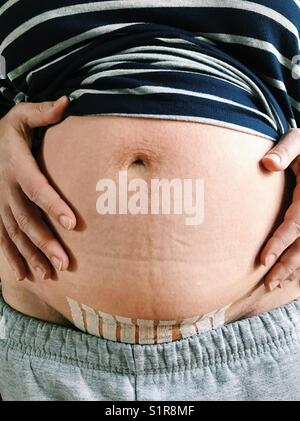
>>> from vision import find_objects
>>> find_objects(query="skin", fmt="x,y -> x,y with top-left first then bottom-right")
0,97 -> 76,281
1,115 -> 300,323
1,101 -> 299,289
261,129 -> 300,289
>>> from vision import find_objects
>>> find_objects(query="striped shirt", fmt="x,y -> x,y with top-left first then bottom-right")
0,0 -> 300,141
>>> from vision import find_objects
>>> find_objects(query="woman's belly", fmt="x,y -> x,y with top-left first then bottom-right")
0,116 -> 298,326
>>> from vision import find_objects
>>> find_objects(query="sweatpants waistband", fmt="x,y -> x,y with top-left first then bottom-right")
0,295 -> 300,375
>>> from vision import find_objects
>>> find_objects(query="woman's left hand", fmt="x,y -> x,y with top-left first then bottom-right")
261,128 -> 300,291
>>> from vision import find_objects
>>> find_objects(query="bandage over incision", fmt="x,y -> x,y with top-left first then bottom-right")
67,296 -> 231,344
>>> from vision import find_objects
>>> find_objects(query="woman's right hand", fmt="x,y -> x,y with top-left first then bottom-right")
0,96 -> 76,281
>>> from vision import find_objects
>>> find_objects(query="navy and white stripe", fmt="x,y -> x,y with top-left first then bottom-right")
0,0 -> 299,141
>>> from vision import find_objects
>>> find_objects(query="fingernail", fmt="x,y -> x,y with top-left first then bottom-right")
13,269 -> 24,282
269,279 -> 281,291
56,95 -> 69,105
59,215 -> 74,230
265,253 -> 276,266
55,96 -> 64,103
51,256 -> 62,271
35,266 -> 46,280
265,154 -> 281,164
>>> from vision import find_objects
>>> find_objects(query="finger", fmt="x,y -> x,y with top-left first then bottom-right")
0,218 -> 27,281
273,267 -> 300,288
10,96 -> 69,129
1,206 -> 52,280
261,210 -> 300,266
263,238 -> 300,291
261,128 -> 300,171
286,268 -> 300,284
10,186 -> 69,271
15,151 -> 76,231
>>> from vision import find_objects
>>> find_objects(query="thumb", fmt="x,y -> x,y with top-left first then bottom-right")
12,95 -> 69,129
261,129 -> 300,172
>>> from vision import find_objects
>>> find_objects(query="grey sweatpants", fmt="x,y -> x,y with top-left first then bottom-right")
0,294 -> 300,401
